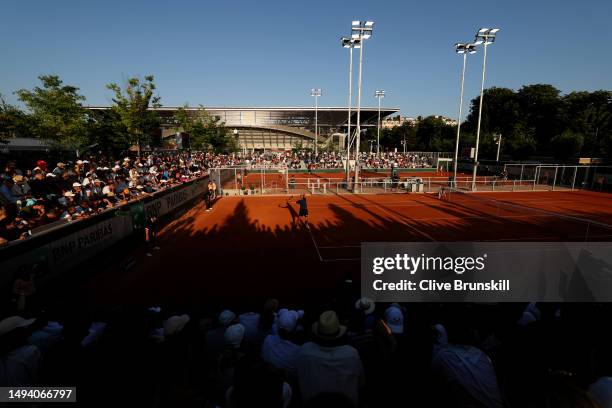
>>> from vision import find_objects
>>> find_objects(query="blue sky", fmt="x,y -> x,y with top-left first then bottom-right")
2,0 -> 611,118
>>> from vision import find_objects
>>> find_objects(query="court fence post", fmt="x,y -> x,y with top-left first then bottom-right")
571,166 -> 577,190
552,166 -> 558,191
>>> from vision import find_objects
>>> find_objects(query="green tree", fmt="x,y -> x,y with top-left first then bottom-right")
15,75 -> 88,151
106,75 -> 161,155
173,105 -> 234,152
550,130 -> 584,160
0,95 -> 32,143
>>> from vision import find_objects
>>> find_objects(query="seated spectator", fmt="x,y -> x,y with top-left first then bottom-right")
430,323 -> 503,407
239,298 -> 278,345
0,316 -> 42,386
296,310 -> 365,407
262,309 -> 303,375
383,304 -> 404,335
206,310 -> 237,362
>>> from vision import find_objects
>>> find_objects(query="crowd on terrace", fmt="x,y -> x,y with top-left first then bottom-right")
2,291 -> 611,407
0,153 -> 206,245
201,151 -> 435,170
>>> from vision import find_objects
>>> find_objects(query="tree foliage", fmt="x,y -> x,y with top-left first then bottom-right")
463,85 -> 612,160
173,105 -> 235,152
106,75 -> 161,152
15,75 -> 89,150
0,95 -> 32,143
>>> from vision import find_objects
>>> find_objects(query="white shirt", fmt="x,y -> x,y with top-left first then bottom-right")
431,344 -> 503,408
0,345 -> 41,386
261,334 -> 301,374
296,342 -> 364,406
589,377 -> 612,408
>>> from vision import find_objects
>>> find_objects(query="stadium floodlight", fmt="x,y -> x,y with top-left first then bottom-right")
471,27 -> 500,191
341,36 -> 361,184
310,88 -> 322,157
374,90 -> 385,157
349,20 -> 374,190
452,43 -> 477,185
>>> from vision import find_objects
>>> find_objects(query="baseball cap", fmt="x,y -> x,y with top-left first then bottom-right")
224,323 -> 245,347
218,310 -> 236,326
277,309 -> 300,332
384,305 -> 404,334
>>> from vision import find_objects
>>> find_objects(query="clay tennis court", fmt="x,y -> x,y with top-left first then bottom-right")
84,189 -> 612,308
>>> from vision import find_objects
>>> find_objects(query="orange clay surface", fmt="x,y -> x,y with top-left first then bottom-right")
84,190 -> 612,308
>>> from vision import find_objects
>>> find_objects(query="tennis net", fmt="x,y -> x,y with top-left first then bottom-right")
439,186 -> 612,241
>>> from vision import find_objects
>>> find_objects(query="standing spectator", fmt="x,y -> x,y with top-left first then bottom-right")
261,309 -> 303,375
12,268 -> 36,313
296,310 -> 365,407
206,310 -> 237,363
144,215 -> 160,257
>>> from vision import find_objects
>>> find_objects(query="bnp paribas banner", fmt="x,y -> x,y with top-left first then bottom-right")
144,178 -> 207,218
0,214 -> 134,289
361,242 -> 612,302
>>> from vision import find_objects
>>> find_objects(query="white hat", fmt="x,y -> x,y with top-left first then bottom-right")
64,191 -> 75,197
163,314 -> 190,336
355,297 -> 376,315
76,160 -> 83,164
82,179 -> 91,186
113,165 -> 121,170
384,306 -> 404,334
72,182 -> 82,187
82,160 -> 89,163
46,173 -> 56,178
224,323 -> 245,347
218,310 -> 236,326
277,310 -> 300,332
0,316 -> 36,337
124,157 -> 131,162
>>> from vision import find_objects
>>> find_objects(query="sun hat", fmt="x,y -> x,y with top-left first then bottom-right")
64,191 -> 75,197
0,316 -> 36,337
312,310 -> 346,340
45,173 -> 56,178
354,297 -> 376,315
72,182 -> 82,187
218,310 -> 236,326
224,323 -> 245,347
163,314 -> 190,336
384,305 -> 404,334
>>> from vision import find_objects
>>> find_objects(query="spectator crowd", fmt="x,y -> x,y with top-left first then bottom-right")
2,291 -> 611,407
0,153 -> 206,246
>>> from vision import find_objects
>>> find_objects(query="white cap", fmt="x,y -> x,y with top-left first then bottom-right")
72,182 -> 82,187
163,314 -> 190,336
355,297 -> 376,315
218,310 -> 236,326
224,323 -> 245,347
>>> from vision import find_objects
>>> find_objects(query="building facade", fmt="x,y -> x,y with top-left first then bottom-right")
142,106 -> 399,150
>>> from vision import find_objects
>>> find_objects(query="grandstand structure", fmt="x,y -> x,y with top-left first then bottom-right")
89,106 -> 399,151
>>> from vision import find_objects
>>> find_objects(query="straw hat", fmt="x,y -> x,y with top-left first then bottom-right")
312,310 -> 346,340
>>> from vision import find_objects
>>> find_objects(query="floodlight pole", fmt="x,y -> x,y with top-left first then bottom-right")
496,133 -> 502,161
346,45 -> 354,184
453,52 -> 468,185
472,42 -> 488,191
375,91 -> 384,157
354,35 -> 364,190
